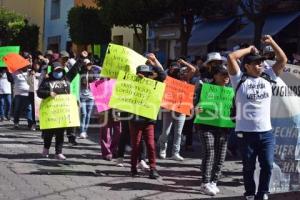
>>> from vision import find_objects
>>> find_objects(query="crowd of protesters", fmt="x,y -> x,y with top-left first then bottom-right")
0,34 -> 295,200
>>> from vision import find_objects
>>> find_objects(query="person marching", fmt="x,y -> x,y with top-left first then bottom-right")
37,59 -> 83,160
227,35 -> 287,200
195,65 -> 233,196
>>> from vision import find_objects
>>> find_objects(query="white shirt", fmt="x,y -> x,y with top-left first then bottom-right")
230,68 -> 277,132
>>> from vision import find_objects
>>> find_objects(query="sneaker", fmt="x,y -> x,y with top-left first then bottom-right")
42,148 -> 49,158
138,160 -> 150,171
14,123 -> 19,129
159,149 -> 166,159
68,137 -> 78,146
255,194 -> 268,200
131,169 -> 139,177
200,183 -> 217,196
0,117 -> 4,122
30,124 -> 36,131
171,153 -> 184,161
245,195 -> 255,200
116,157 -> 124,167
149,169 -> 160,179
79,132 -> 87,139
210,182 -> 220,193
55,154 -> 66,160
103,154 -> 112,161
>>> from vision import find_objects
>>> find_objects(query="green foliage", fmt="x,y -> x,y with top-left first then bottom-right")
15,20 -> 39,52
97,0 -> 166,27
0,7 -> 25,45
67,6 -> 111,45
0,7 -> 39,52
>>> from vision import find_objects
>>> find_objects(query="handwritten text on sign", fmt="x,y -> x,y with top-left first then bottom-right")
162,76 -> 195,115
109,71 -> 165,120
101,43 -> 147,79
194,83 -> 235,128
39,94 -> 80,129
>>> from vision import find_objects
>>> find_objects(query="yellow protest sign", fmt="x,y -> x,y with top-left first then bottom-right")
39,94 -> 80,130
101,43 -> 147,79
109,71 -> 166,120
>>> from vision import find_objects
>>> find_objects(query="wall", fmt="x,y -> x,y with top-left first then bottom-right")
0,0 -> 45,50
44,0 -> 74,52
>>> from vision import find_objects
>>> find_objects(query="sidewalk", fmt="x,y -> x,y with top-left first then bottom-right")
0,120 -> 296,200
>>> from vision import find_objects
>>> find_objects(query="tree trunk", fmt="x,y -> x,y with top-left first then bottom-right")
179,14 -> 194,57
253,17 -> 265,49
141,24 -> 147,53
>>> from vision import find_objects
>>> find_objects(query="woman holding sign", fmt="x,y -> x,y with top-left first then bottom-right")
158,59 -> 196,161
129,53 -> 166,179
37,60 -> 83,160
194,65 -> 233,196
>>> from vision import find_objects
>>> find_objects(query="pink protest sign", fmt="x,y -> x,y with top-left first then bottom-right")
89,79 -> 116,113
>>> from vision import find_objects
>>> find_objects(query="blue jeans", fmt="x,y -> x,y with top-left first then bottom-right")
0,94 -> 11,119
239,130 -> 275,198
159,111 -> 186,155
80,98 -> 94,133
13,95 -> 32,126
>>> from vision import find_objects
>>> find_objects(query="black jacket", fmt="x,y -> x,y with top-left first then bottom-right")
37,60 -> 83,99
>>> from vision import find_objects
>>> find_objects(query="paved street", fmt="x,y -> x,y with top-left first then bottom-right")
0,120 -> 298,200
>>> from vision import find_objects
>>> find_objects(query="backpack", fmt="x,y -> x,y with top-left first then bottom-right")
230,72 -> 276,122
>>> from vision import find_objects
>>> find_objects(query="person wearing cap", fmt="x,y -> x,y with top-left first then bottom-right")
129,53 -> 166,179
37,59 -> 84,160
195,64 -> 232,196
227,35 -> 287,200
79,58 -> 99,139
158,58 -> 196,161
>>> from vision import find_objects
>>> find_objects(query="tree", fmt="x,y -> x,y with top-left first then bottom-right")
14,20 -> 39,53
238,0 -> 280,48
67,6 -> 111,47
0,7 -> 40,52
0,7 -> 25,45
164,0 -> 237,56
96,0 -> 166,53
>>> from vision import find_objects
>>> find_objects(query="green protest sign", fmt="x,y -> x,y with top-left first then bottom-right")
39,94 -> 80,130
70,74 -> 80,100
109,71 -> 165,120
194,83 -> 235,128
0,46 -> 20,67
101,43 -> 147,79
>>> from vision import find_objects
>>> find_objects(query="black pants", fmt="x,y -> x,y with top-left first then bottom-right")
43,128 -> 65,154
182,117 -> 194,147
28,92 -> 36,125
117,120 -> 146,161
66,127 -> 76,142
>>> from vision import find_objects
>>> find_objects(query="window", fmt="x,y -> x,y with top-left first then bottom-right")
51,0 -> 60,20
47,35 -> 61,52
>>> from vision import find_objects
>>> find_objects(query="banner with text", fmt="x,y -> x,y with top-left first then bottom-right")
101,43 -> 147,79
90,79 -> 116,113
194,83 -> 235,128
39,94 -> 80,129
161,76 -> 195,115
267,61 -> 300,192
109,71 -> 165,120
0,46 -> 20,67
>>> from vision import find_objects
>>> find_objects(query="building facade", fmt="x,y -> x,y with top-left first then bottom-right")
44,0 -> 74,52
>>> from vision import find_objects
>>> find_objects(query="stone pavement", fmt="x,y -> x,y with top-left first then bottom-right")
0,120 -> 298,200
